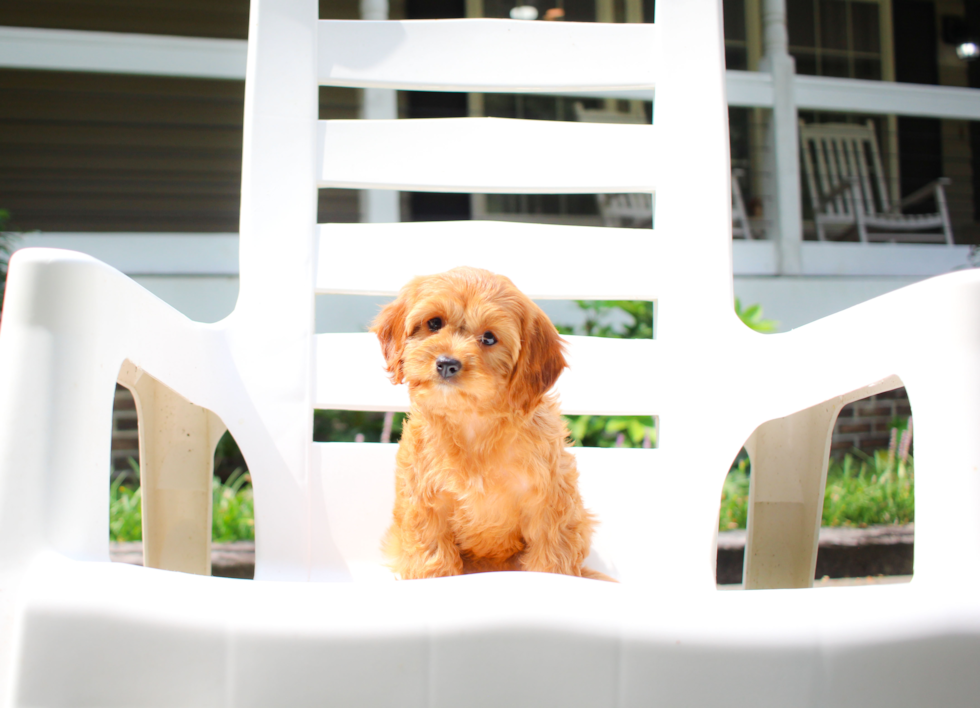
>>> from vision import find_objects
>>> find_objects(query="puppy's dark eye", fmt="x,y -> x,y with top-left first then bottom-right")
427,317 -> 443,332
479,331 -> 497,346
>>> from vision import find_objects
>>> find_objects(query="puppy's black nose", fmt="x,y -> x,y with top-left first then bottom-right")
436,356 -> 461,379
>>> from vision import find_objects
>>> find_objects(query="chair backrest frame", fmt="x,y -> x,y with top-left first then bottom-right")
234,0 -> 743,587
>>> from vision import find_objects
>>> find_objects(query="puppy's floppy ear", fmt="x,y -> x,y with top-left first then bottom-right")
370,285 -> 414,385
509,303 -> 567,414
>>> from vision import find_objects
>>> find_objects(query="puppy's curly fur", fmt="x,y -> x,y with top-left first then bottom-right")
371,267 -> 607,580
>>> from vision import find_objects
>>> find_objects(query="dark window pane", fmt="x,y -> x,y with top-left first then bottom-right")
406,0 -> 464,18
409,193 -> 471,221
643,0 -> 656,22
526,194 -> 562,213
853,57 -> 881,80
407,91 -> 467,119
792,51 -> 818,75
726,45 -> 748,70
729,107 -> 751,166
724,0 -> 747,42
894,0 -> 939,85
787,0 -> 816,48
565,194 -> 599,215
851,2 -> 880,53
487,194 -> 520,212
821,54 -> 849,77
819,0 -> 848,50
484,93 -> 517,118
897,116 -> 943,214
614,0 -> 628,23
480,0 -> 510,18
564,0 -> 596,22
521,95 -> 559,121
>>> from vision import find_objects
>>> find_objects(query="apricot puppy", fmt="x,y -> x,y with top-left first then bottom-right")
371,266 -> 604,580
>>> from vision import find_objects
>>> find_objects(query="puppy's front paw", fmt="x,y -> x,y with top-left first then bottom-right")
397,547 -> 464,579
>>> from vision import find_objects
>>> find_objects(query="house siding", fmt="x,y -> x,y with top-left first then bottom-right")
0,0 -> 370,233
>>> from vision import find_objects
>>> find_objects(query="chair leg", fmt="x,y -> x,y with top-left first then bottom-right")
852,181 -> 868,244
936,183 -> 954,246
118,362 -> 226,576
742,399 -> 842,589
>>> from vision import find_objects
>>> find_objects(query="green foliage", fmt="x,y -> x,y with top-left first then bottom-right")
313,409 -> 406,443
821,448 -> 914,528
556,300 -> 653,339
109,460 -> 256,543
213,430 -> 247,480
718,434 -> 915,531
565,414 -> 656,448
109,460 -> 143,543
212,469 -> 255,543
718,453 -> 751,530
734,297 -> 779,333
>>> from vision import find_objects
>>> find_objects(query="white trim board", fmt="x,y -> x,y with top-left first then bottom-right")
12,232 -> 973,279
727,71 -> 980,121
0,26 -> 247,80
4,26 -> 980,121
731,240 -> 972,277
794,74 -> 980,121
799,242 -> 973,277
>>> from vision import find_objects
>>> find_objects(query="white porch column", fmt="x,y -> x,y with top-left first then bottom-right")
758,0 -> 801,274
359,0 -> 401,223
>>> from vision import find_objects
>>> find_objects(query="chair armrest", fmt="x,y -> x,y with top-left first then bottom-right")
750,269 -> 980,582
893,177 -> 952,213
0,248 -> 229,566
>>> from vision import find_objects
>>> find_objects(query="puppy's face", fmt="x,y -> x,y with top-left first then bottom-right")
371,267 -> 566,415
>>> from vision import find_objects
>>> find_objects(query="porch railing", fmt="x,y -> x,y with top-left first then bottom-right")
1,23 -> 978,278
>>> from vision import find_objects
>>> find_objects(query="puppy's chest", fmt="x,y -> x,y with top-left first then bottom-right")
447,465 -> 531,543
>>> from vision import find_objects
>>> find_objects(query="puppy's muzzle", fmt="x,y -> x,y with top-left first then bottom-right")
436,356 -> 462,379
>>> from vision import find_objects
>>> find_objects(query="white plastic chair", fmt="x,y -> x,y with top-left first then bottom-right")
573,102 -> 755,237
2,1 -> 980,705
799,119 -> 955,244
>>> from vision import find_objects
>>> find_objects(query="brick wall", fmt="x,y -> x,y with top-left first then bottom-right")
831,387 -> 912,457
112,385 -> 139,475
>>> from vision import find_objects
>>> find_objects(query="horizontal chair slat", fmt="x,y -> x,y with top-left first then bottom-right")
314,333 -> 658,416
316,118 -> 655,193
318,19 -> 657,92
315,221 -> 657,300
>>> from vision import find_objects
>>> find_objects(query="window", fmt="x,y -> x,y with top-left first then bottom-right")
787,0 -> 883,80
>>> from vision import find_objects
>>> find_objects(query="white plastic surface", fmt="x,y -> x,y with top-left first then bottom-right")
317,118 -> 655,192
315,221 -> 658,298
3,0 -> 980,705
314,333 -> 657,415
317,19 -> 657,91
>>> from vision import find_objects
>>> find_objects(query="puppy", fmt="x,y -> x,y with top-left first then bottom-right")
371,266 -> 607,581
